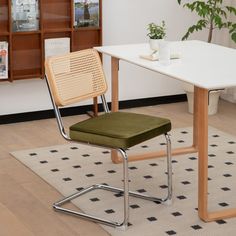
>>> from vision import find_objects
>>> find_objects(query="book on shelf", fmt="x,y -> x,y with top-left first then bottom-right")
0,42 -> 8,79
12,0 -> 40,32
44,38 -> 70,58
74,0 -> 99,28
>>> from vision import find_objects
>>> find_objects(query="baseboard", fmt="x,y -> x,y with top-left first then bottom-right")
0,94 -> 186,124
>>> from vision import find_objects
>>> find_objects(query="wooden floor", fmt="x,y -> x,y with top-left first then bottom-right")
0,100 -> 235,236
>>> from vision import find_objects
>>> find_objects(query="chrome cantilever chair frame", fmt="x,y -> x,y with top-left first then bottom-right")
45,49 -> 172,230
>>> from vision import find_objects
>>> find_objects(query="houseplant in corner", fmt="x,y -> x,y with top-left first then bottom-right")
177,0 -> 236,115
147,21 -> 166,51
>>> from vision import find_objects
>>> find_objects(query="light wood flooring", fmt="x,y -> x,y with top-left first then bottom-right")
0,100 -> 236,236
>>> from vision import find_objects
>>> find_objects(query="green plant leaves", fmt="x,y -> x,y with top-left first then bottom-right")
177,0 -> 236,44
182,19 -> 208,41
147,21 -> 166,39
232,32 -> 236,43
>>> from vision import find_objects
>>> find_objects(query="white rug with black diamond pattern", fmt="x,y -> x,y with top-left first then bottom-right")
11,126 -> 236,236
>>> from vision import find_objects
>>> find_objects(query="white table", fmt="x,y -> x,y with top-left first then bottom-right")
95,40 -> 236,222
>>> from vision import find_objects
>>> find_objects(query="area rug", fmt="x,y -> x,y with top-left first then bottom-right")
11,126 -> 236,236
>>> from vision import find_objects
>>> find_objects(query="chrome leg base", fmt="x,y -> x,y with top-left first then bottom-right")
53,182 -> 172,229
53,136 -> 172,230
53,184 -> 128,229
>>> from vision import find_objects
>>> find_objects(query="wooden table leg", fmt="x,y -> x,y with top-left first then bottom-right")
196,86 -> 236,222
110,57 -> 121,163
193,86 -> 199,149
195,86 -> 209,220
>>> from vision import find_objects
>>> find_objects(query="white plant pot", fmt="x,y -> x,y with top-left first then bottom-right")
149,38 -> 163,51
182,82 -> 221,115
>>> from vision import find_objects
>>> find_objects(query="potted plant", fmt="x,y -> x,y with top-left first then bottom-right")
147,21 -> 166,51
177,0 -> 236,115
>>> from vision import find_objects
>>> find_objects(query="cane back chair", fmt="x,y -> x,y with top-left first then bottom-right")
45,48 -> 172,230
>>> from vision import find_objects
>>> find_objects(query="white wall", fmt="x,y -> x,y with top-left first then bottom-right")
0,0 -> 229,115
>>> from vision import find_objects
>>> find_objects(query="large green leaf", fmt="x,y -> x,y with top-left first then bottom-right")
232,32 -> 236,43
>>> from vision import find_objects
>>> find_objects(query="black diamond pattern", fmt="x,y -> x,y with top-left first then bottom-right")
177,140 -> 185,143
191,225 -> 202,230
114,192 -> 123,197
172,212 -> 182,217
160,142 -> 166,146
102,151 -> 110,154
219,202 -> 229,207
216,219 -> 227,224
210,144 -> 218,147
177,195 -> 187,200
129,166 -> 138,170
208,154 -> 216,157
86,174 -> 94,177
159,184 -> 168,189
143,175 -> 152,179
130,204 -> 140,209
82,154 -> 90,157
147,217 -> 157,222
137,189 -> 146,193
149,163 -> 158,166
40,160 -> 48,164
50,150 -> 58,153
105,209 -> 115,214
73,165 -> 81,168
223,173 -> 232,177
181,131 -> 188,134
166,230 -> 177,235
29,153 -> 37,156
61,157 -> 69,160
225,162 -> 233,165
63,177 -> 71,181
221,187 -> 231,191
227,151 -> 234,154
228,141 -> 236,144
94,161 -> 103,165
76,187 -> 84,191
90,197 -> 100,202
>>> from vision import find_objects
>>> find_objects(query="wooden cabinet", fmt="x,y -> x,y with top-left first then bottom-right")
0,0 -> 102,82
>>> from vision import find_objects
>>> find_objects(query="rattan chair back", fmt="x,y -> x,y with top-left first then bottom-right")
45,49 -> 107,106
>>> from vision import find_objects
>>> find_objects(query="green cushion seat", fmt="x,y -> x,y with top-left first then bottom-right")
70,112 -> 171,149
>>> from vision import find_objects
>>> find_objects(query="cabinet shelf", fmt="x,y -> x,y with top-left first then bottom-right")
12,31 -> 41,35
0,32 -> 9,36
0,0 -> 102,81
74,27 -> 101,31
12,73 -> 43,80
43,28 -> 72,33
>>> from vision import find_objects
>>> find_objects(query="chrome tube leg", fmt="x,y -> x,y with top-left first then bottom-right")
117,148 -> 129,230
52,139 -> 172,229
165,133 -> 172,204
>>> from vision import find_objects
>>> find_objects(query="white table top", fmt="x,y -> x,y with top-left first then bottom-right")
95,40 -> 236,90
